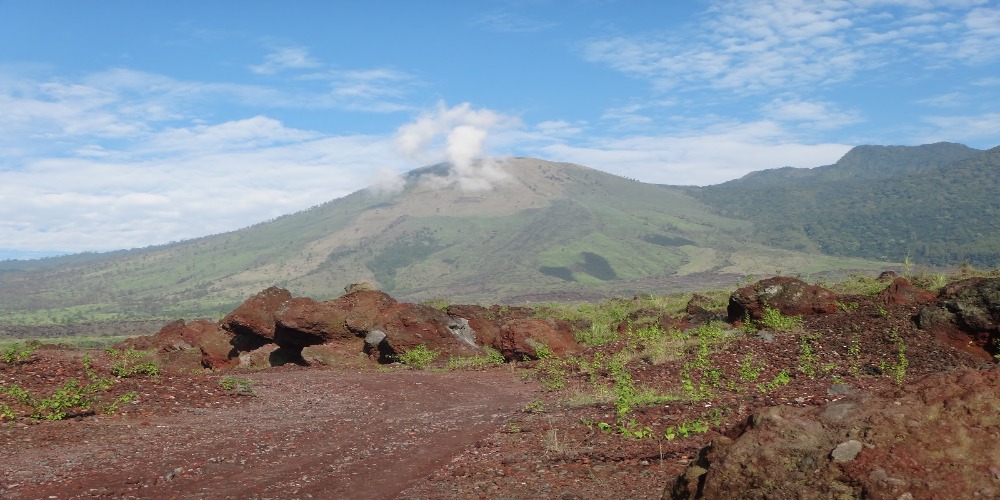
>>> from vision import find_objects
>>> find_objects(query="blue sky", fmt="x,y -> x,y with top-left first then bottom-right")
2,0 -> 999,259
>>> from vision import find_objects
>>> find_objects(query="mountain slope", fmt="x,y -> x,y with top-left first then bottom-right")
0,158 -> 885,325
690,143 -> 1000,266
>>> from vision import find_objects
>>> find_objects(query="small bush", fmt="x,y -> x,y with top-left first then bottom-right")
447,346 -> 506,370
575,323 -> 618,347
105,347 -> 159,377
218,376 -> 256,396
758,307 -> 802,332
527,339 -> 554,359
395,344 -> 439,369
738,354 -> 764,381
1,342 -> 38,364
0,355 -> 135,422
758,369 -> 792,393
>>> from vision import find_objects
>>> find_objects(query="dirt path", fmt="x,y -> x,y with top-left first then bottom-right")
0,367 -> 537,499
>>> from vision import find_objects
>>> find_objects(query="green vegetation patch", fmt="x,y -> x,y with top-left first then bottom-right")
643,234 -> 696,247
367,229 -> 446,291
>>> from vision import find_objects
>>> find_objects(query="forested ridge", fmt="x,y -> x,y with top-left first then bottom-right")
690,143 -> 1000,267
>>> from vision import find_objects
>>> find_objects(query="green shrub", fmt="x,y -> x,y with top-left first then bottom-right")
0,352 -> 142,422
758,307 -> 802,331
447,346 -> 506,370
575,323 -> 619,347
218,376 -> 257,396
105,347 -> 159,377
395,344 -> 439,369
1,342 -> 38,364
738,354 -> 764,381
526,339 -> 554,359
758,369 -> 792,392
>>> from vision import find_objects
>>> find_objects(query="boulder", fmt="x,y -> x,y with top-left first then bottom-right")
672,368 -> 1000,499
876,277 -> 936,306
273,297 -> 353,348
917,277 -> 1000,359
125,319 -> 194,353
221,286 -> 294,341
728,277 -> 839,322
344,281 -> 379,293
121,319 -> 237,371
361,303 -> 482,363
494,318 -> 579,361
685,294 -> 724,325
446,304 -> 500,348
331,290 -> 398,334
185,320 -> 237,370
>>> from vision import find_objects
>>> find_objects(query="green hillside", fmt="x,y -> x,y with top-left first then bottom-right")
0,158 -> 886,327
690,143 -> 1000,266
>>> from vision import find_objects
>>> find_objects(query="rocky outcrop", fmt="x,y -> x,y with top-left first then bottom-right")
495,318 -> 579,361
273,297 -> 353,348
365,302 -> 482,363
728,276 -> 839,322
221,286 -> 293,341
120,285 -> 584,371
917,277 -> 1000,359
120,319 -> 235,371
444,305 -> 569,361
685,294 -> 724,325
673,367 -> 1000,499
876,277 -> 936,305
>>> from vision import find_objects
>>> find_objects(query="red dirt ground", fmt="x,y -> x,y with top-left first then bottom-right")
0,290 -> 992,499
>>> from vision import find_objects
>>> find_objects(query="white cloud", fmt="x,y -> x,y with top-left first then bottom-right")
534,119 -> 853,186
762,97 -> 863,128
581,0 -> 1000,94
920,112 -> 1000,143
473,11 -> 557,33
144,116 -> 321,153
916,92 -> 966,107
0,131 -> 400,254
955,6 -> 1000,62
250,46 -> 322,75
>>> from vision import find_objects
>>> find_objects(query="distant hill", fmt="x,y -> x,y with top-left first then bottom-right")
688,142 -> 1000,266
0,158 -> 884,326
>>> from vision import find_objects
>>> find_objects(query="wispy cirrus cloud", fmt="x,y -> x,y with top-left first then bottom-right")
581,0 -> 997,94
920,111 -> 1000,143
762,96 -> 863,129
535,119 -> 853,186
473,11 -> 558,33
249,46 -> 322,75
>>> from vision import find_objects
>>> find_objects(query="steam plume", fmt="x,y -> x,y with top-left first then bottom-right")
394,102 -> 518,191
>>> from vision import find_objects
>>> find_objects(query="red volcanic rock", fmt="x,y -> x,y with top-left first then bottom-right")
273,297 -> 353,348
494,318 -> 579,361
331,290 -> 398,334
728,276 -> 839,322
917,277 -> 1000,360
876,277 -> 936,305
221,286 -> 294,341
125,319 -> 194,353
267,289 -> 400,350
120,319 -> 236,372
371,303 -> 481,363
673,368 -> 1000,499
685,294 -> 724,325
446,304 -> 500,348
